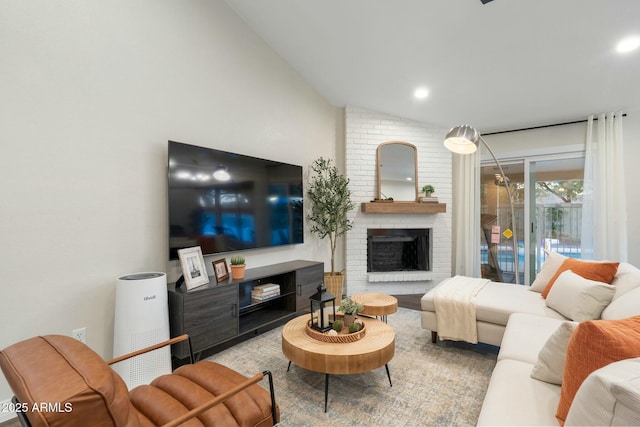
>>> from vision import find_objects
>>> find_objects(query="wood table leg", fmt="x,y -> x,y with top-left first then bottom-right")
431,331 -> 438,343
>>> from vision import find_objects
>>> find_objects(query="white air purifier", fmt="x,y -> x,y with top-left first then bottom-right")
113,272 -> 171,390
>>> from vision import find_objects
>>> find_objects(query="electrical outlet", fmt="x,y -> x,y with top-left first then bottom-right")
72,327 -> 86,343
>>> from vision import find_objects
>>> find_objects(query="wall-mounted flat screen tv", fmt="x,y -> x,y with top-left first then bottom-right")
168,141 -> 304,260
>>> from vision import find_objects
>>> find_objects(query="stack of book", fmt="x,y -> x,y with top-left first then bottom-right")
251,283 -> 280,302
419,195 -> 439,203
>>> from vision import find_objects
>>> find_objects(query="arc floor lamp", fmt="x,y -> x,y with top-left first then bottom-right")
444,124 -> 520,285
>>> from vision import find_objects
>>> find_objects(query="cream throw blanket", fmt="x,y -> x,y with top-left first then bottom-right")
433,276 -> 489,344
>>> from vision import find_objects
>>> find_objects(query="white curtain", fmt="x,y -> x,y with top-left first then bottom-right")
452,151 -> 481,276
580,112 -> 628,261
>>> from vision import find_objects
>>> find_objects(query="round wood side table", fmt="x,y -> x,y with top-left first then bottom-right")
351,293 -> 398,323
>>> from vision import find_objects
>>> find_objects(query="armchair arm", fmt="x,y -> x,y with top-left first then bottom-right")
106,334 -> 192,366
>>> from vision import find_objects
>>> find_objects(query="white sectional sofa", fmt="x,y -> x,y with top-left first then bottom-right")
421,279 -> 566,346
421,256 -> 640,426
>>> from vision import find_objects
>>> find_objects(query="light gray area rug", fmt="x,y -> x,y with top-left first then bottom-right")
207,308 -> 497,426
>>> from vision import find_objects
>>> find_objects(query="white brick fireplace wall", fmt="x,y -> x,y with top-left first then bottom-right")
344,106 -> 452,295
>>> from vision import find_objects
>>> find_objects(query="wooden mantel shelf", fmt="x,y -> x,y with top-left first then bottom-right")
361,201 -> 446,214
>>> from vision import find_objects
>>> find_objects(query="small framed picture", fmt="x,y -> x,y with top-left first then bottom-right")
177,246 -> 209,290
212,258 -> 229,283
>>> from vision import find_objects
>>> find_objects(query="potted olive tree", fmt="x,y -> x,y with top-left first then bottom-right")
307,157 -> 355,299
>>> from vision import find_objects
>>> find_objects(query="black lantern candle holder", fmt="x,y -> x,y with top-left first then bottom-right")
309,284 -> 336,332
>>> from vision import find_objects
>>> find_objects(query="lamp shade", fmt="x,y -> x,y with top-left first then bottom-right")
444,125 -> 480,154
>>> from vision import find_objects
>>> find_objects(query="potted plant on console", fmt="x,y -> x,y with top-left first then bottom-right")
307,157 -> 355,300
230,255 -> 246,280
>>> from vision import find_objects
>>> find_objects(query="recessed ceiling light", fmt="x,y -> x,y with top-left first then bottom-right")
616,36 -> 640,53
414,87 -> 429,99
213,165 -> 231,181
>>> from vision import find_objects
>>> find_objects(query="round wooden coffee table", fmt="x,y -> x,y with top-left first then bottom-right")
281,315 -> 395,412
351,293 -> 398,323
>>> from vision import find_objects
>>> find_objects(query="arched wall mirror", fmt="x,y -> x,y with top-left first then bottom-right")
377,141 -> 418,201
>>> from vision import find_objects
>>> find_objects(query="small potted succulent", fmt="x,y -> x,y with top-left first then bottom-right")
339,297 -> 364,326
422,184 -> 435,197
229,255 -> 246,280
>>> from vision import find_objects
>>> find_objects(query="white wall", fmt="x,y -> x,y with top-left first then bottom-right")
0,0 -> 339,407
483,111 -> 640,266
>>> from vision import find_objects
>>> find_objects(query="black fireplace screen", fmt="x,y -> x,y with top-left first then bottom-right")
367,228 -> 431,272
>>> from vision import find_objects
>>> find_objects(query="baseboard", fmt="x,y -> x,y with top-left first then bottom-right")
0,398 -> 18,423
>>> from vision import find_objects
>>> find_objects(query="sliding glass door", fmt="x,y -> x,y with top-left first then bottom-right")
527,157 -> 585,283
480,154 -> 584,285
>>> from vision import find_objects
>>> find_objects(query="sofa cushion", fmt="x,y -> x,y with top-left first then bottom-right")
601,286 -> 640,320
565,357 -> 640,427
477,359 -> 561,426
530,250 -> 567,293
498,313 -> 565,364
556,316 -> 640,425
545,270 -> 616,321
610,262 -> 640,301
530,321 -> 578,385
475,282 -> 566,325
541,258 -> 619,298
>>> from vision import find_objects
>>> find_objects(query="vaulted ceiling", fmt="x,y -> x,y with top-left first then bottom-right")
225,0 -> 640,133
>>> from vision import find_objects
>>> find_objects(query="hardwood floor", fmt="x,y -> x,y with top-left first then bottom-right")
392,293 -> 423,311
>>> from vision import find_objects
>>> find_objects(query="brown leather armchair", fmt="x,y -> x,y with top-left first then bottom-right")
0,334 -> 279,427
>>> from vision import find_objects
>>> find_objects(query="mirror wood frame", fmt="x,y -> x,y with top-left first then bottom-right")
376,141 -> 418,201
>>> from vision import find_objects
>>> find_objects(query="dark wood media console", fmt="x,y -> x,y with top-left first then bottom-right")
168,260 -> 323,362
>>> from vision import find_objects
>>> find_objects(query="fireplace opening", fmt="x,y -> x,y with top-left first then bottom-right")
367,228 -> 431,273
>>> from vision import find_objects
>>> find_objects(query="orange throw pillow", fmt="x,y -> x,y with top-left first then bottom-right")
556,316 -> 640,425
541,258 -> 619,298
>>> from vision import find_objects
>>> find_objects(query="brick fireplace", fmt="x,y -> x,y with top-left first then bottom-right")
344,107 -> 452,295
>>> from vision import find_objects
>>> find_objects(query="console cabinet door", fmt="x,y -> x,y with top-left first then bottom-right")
295,263 -> 324,311
183,284 -> 238,354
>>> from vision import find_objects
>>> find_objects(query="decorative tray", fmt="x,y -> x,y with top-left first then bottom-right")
305,316 -> 366,343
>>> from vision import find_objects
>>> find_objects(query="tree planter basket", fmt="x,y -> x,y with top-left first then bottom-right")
324,272 -> 344,300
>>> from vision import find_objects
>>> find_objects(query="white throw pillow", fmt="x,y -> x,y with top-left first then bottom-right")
531,321 -> 578,385
601,286 -> 640,320
545,270 -> 616,321
530,250 -> 567,292
610,262 -> 640,301
565,357 -> 640,427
